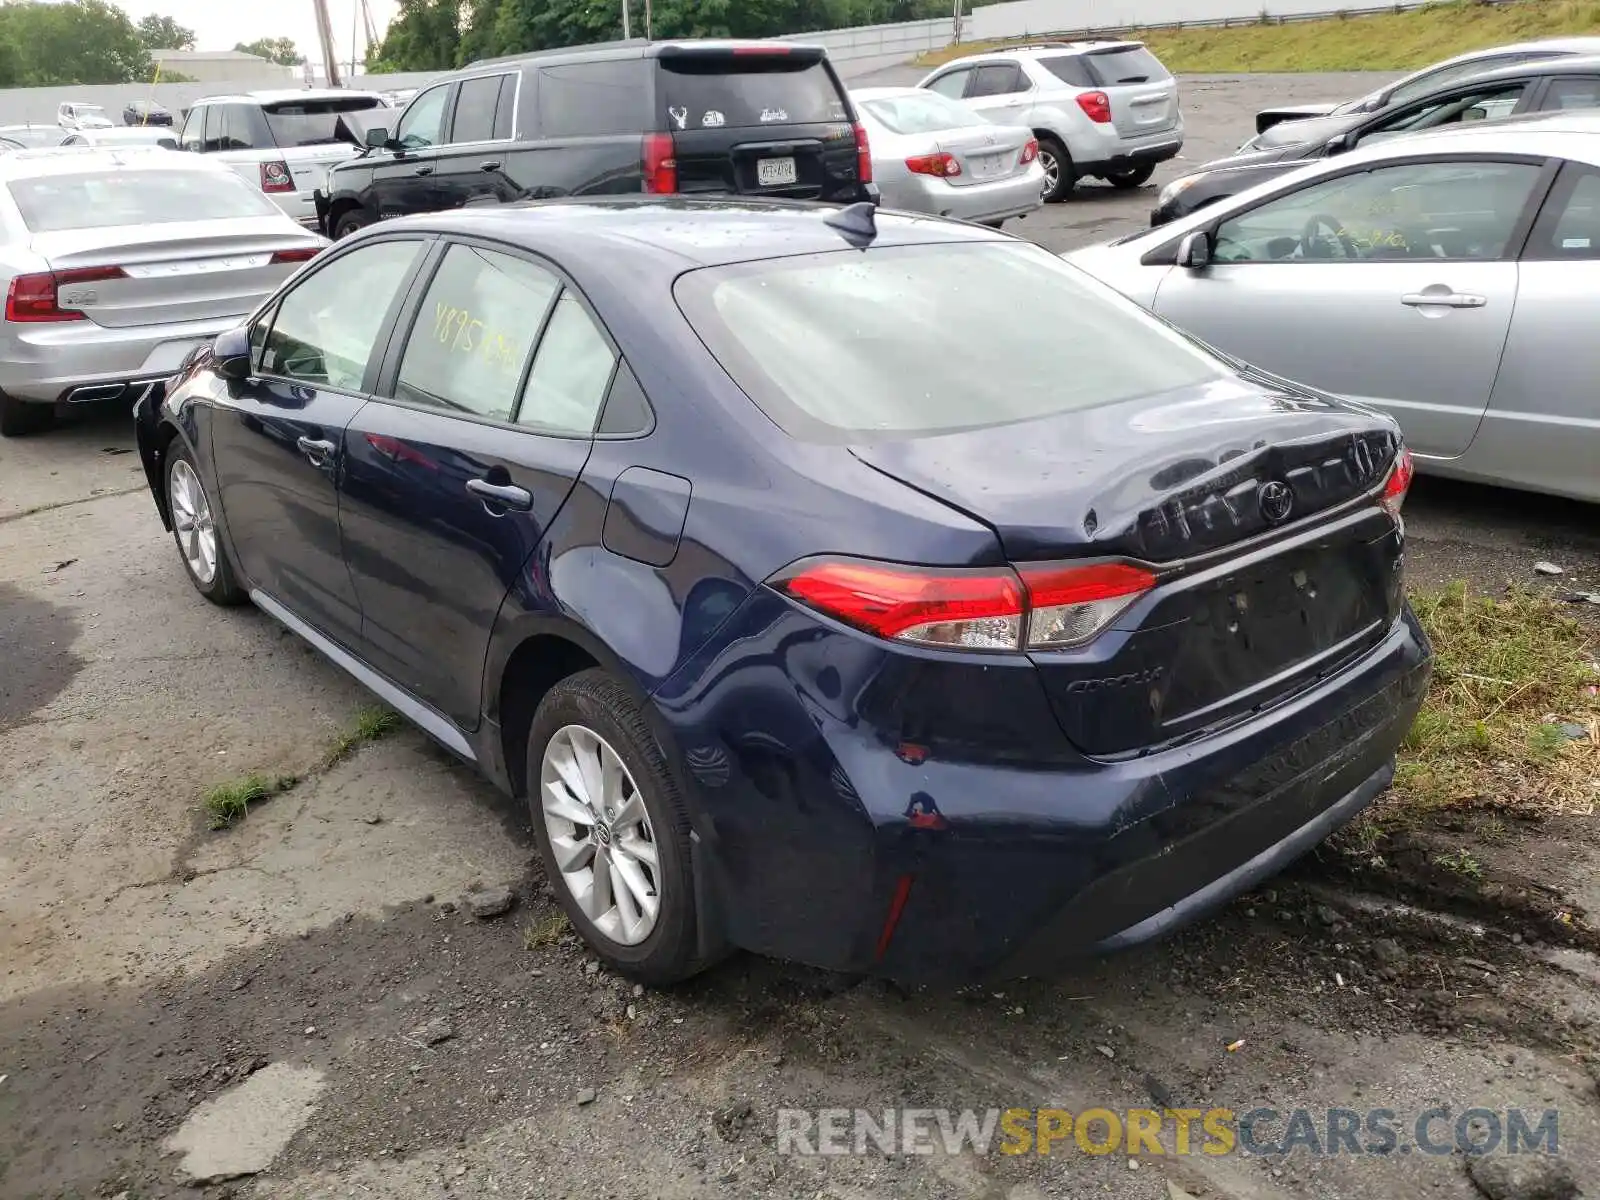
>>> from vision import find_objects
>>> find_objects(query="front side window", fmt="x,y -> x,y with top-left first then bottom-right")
1211,160 -> 1543,264
180,106 -> 205,151
924,69 -> 970,100
396,84 -> 451,149
450,74 -> 509,143
259,240 -> 424,391
675,241 -> 1225,442
1385,54 -> 1542,107
1361,83 -> 1526,146
395,244 -> 559,421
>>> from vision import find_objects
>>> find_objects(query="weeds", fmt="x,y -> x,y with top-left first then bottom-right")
204,774 -> 295,830
523,913 -> 569,950
915,0 -> 1600,73
325,706 -> 403,768
1433,849 -> 1484,879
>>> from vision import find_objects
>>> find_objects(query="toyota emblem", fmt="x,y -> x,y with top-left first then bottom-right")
1258,480 -> 1294,524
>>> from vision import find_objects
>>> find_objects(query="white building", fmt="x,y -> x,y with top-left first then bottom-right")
149,50 -> 300,87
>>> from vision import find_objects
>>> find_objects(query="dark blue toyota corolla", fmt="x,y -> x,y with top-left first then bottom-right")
134,198 -> 1429,985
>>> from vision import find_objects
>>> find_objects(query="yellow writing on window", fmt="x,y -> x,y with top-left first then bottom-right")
432,301 -> 522,374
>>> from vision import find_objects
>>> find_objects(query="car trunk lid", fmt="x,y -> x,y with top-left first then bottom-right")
31,218 -> 318,328
1082,43 -> 1180,138
934,124 -> 1032,185
654,44 -> 859,199
850,376 -> 1404,755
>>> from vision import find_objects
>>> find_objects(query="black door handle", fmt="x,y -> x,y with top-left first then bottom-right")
413,164 -> 434,176
296,436 -> 335,466
479,160 -> 501,172
466,477 -> 533,512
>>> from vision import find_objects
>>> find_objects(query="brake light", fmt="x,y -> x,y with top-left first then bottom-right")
733,44 -> 791,55
1076,90 -> 1113,123
1020,137 -> 1039,164
641,132 -> 677,194
5,266 -> 124,323
771,557 -> 1156,651
1379,447 -> 1414,519
270,247 -> 321,264
260,159 -> 294,193
853,121 -> 873,184
905,151 -> 961,178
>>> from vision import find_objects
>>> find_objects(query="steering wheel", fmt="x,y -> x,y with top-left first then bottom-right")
1300,213 -> 1360,259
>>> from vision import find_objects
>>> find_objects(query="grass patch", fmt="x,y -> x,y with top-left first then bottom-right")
204,773 -> 296,830
325,705 -> 403,768
914,0 -> 1600,72
523,912 -> 569,950
1352,584 -> 1598,848
1432,848 -> 1484,879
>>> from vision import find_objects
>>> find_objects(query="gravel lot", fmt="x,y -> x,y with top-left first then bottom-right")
3,71 -> 1600,1200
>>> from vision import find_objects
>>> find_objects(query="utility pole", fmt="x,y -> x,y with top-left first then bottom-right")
645,0 -> 652,39
621,0 -> 630,40
312,0 -> 343,87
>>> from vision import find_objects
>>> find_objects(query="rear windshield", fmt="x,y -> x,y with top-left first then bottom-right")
1083,45 -> 1171,86
9,169 -> 279,232
860,91 -> 987,134
658,57 -> 847,131
263,97 -> 386,147
675,242 -> 1224,442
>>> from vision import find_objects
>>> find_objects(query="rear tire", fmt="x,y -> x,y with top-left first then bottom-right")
0,392 -> 53,438
526,669 -> 708,985
1105,163 -> 1156,189
1037,136 -> 1074,203
165,440 -> 247,606
332,208 -> 373,240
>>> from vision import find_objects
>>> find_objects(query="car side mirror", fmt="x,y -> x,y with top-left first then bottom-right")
364,125 -> 393,150
1325,132 -> 1352,154
1176,230 -> 1212,270
212,326 -> 251,381
1462,105 -> 1489,123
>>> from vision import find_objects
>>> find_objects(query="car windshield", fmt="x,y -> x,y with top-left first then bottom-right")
658,56 -> 847,130
860,92 -> 988,134
675,241 -> 1225,442
9,169 -> 280,231
263,97 -> 386,147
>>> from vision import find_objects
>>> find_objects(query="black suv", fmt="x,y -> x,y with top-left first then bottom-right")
316,39 -> 876,239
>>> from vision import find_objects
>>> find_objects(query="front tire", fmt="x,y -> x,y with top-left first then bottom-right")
166,441 -> 246,605
1105,163 -> 1156,189
1037,136 -> 1074,203
0,393 -> 53,438
526,669 -> 706,985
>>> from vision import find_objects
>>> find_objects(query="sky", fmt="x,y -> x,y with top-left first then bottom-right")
121,0 -> 401,65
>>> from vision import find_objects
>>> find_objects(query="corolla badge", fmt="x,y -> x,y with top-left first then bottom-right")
1258,480 -> 1294,524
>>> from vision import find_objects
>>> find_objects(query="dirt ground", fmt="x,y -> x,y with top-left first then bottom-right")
4,71 -> 1600,1200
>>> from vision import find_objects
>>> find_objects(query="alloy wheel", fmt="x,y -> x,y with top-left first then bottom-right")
1039,150 -> 1060,199
540,724 -> 661,946
170,458 -> 218,585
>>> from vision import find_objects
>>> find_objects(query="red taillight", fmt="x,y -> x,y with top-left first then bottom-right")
270,247 -> 321,264
853,120 -> 873,184
905,151 -> 961,178
733,44 -> 791,55
1020,137 -> 1039,164
771,557 -> 1156,651
260,159 -> 294,193
1076,91 -> 1113,123
1379,447 -> 1414,519
5,266 -> 124,323
641,132 -> 677,194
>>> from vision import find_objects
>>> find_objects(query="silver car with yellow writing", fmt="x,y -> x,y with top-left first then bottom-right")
0,147 -> 327,437
852,87 -> 1043,227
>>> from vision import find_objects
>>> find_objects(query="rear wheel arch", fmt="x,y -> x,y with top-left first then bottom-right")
496,632 -> 605,801
328,197 -> 373,239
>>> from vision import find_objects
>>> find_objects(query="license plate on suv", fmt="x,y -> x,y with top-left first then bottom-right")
757,157 -> 798,187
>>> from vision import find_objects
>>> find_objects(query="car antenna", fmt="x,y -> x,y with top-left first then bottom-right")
824,201 -> 877,246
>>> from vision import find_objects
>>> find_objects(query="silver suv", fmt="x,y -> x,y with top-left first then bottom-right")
917,42 -> 1183,202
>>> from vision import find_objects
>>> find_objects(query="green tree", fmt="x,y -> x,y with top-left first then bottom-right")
0,0 -> 152,85
367,0 -> 463,72
235,36 -> 305,66
136,13 -> 195,50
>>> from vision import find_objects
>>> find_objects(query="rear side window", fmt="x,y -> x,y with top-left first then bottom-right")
263,97 -> 386,147
518,293 -> 617,436
8,169 -> 279,231
539,60 -> 651,137
1527,166 -> 1600,259
861,92 -> 987,134
674,242 -> 1224,442
1037,55 -> 1094,88
968,63 -> 1025,97
396,244 -> 559,422
658,55 -> 848,131
1083,45 -> 1171,86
